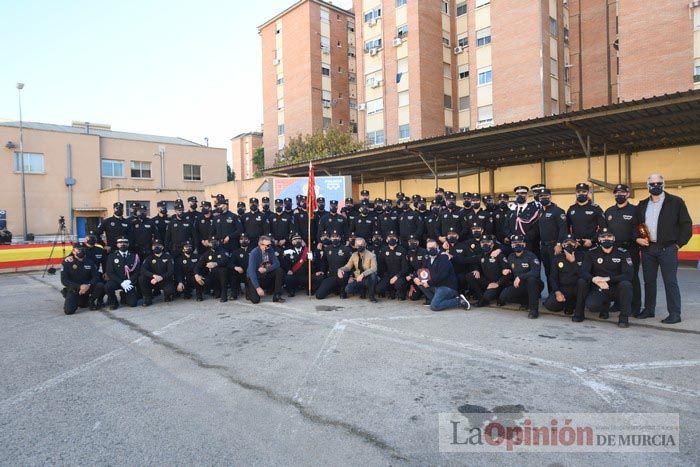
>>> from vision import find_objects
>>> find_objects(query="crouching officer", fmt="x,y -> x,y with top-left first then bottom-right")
405,234 -> 429,301
175,242 -> 203,301
315,230 -> 352,299
465,235 -> 509,307
499,235 -> 544,318
105,237 -> 140,309
282,233 -> 312,297
543,234 -> 583,315
139,240 -> 176,307
574,228 -> 633,327
376,231 -> 409,300
60,243 -> 104,314
196,236 -> 231,302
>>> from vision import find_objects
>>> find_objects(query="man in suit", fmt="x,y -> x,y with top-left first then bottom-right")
412,239 -> 470,312
635,174 -> 692,324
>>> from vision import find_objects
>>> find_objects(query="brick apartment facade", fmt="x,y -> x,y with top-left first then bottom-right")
231,132 -> 263,181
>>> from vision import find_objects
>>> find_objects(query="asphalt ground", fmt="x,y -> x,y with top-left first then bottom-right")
1,268 -> 699,466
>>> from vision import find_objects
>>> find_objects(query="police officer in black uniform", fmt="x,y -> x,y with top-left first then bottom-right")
352,202 -> 376,241
166,200 -> 194,255
404,233 -> 429,301
260,196 -> 273,224
437,192 -> 466,242
537,188 -> 568,290
377,199 -> 399,237
236,201 -> 247,217
423,202 -> 441,243
311,197 -> 327,245
184,196 -> 201,225
567,182 -> 605,251
543,234 -> 584,314
130,204 -> 155,259
499,235 -> 544,318
196,235 -> 231,302
341,197 -> 357,226
175,242 -> 203,301
494,193 -> 511,246
507,186 -> 541,257
194,201 -> 215,253
104,237 -> 140,309
60,243 -> 104,314
271,198 -> 295,248
318,200 -> 348,242
367,230 -> 383,253
465,234 -> 509,307
282,233 -> 314,296
315,230 -> 352,299
293,195 -> 309,239
84,232 -> 107,276
229,233 -> 253,300
604,184 -> 642,316
97,202 -> 130,252
376,230 -> 409,300
574,228 -> 633,327
465,193 -> 494,236
139,239 -> 176,306
441,227 -> 473,293
398,198 -> 424,246
151,201 -> 170,244
242,197 -> 270,246
215,198 -> 243,252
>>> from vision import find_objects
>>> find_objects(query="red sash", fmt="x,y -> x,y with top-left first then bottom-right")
290,247 -> 308,273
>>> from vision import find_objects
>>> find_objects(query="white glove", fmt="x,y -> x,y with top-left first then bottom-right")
121,279 -> 133,292
307,251 -> 313,261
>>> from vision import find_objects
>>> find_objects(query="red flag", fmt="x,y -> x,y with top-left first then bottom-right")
307,162 -> 317,219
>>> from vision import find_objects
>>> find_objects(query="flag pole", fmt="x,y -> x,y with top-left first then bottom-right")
308,162 -> 312,297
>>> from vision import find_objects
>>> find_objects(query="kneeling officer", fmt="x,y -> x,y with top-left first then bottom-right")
60,243 -> 104,315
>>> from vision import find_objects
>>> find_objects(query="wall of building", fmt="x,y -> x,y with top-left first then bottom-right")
204,178 -> 273,208
231,133 -> 263,181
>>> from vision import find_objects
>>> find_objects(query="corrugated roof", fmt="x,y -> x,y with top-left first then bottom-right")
0,121 -> 205,147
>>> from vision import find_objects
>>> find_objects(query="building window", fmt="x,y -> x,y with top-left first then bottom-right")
322,63 -> 330,76
549,17 -> 558,37
323,117 -> 332,129
695,7 -> 700,30
564,65 -> 571,83
397,24 -> 408,38
276,73 -> 284,85
441,1 -> 449,15
476,27 -> 491,47
398,90 -> 409,107
694,62 -> 700,83
364,37 -> 382,52
443,62 -> 452,78
278,124 -> 285,136
278,136 -> 285,150
459,127 -> 469,133
365,70 -> 382,86
399,124 -> 410,140
349,72 -> 357,83
349,98 -> 358,109
130,161 -> 151,179
366,98 -> 384,114
348,46 -> 356,57
101,159 -> 123,178
563,27 -> 570,44
367,129 -> 385,146
550,58 -> 558,78
348,20 -> 355,32
456,1 -> 467,16
444,94 -> 453,109
276,25 -> 282,34
14,152 -> 45,174
551,98 -> 559,115
397,58 -> 408,75
477,105 -> 493,125
322,90 -> 332,106
478,67 -> 492,85
364,7 -> 382,23
277,98 -> 284,110
475,0 -> 490,7
320,9 -> 330,23
457,33 -> 468,48
183,164 -> 201,181
459,96 -> 470,111
321,35 -> 330,53
396,0 -> 407,7
445,126 -> 453,135
442,32 -> 450,47
458,64 -> 469,80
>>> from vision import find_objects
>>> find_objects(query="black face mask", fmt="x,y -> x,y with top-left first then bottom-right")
427,247 -> 439,256
513,244 -> 526,253
387,238 -> 398,246
331,239 -> 341,247
284,205 -> 292,211
576,194 -> 588,203
175,211 -> 184,218
183,248 -> 193,255
159,207 -> 167,215
480,242 -> 493,252
118,244 -> 129,252
485,202 -> 495,209
563,244 -> 576,254
463,201 -> 472,209
472,232 -> 482,240
322,238 -> 331,245
435,195 -> 444,203
318,204 -> 325,211
86,237 -> 96,246
250,205 -> 259,212
114,209 -> 124,217
499,201 -> 508,209
74,250 -> 85,259
210,240 -> 220,249
447,236 -> 458,244
292,241 -> 302,248
262,205 -> 270,211
357,245 -> 366,253
275,206 -> 283,213
615,195 -> 627,205
649,185 -> 663,196
540,198 -> 551,206
599,239 -> 614,249
372,239 -> 382,245
515,195 -> 526,205
299,202 -> 307,210
447,202 -> 457,210
431,207 -> 440,214
360,208 -> 368,215
189,202 -> 197,210
237,208 -> 246,216
408,242 -> 418,250
240,240 -> 250,248
418,204 -> 426,211
153,246 -> 164,254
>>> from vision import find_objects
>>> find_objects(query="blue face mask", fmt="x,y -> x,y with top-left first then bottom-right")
576,194 -> 588,203
649,185 -> 663,196
540,198 -> 551,206
331,239 -> 341,247
513,244 -> 526,253
600,239 -> 615,249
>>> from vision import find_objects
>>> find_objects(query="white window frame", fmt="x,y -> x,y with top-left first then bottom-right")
320,9 -> 330,23
365,69 -> 382,86
459,95 -> 470,111
475,0 -> 490,7
457,33 -> 468,48
277,98 -> 284,110
101,158 -> 124,178
396,0 -> 407,7
130,160 -> 152,179
550,58 -> 559,78
278,124 -> 285,136
321,63 -> 330,76
366,129 -> 385,146
458,64 -> 469,80
441,0 -> 449,15
322,90 -> 332,106
477,67 -> 492,86
477,105 -> 493,125
399,124 -> 410,141
456,1 -> 467,16
398,90 -> 409,107
364,7 -> 382,23
476,27 -> 491,47
397,58 -> 408,75
364,37 -> 382,52
366,97 -> 384,115
276,73 -> 284,85
183,164 -> 202,182
14,152 -> 45,174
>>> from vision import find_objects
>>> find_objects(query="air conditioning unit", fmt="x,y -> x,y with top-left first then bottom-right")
357,103 -> 366,111
371,79 -> 383,88
565,99 -> 573,106
369,47 -> 379,56
322,46 -> 330,55
691,0 -> 700,7
393,37 -> 403,46
368,18 -> 378,26
272,58 -> 281,65
453,46 -> 464,54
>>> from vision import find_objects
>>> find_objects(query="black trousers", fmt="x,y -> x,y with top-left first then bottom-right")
376,274 -> 408,298
246,268 -> 284,303
543,284 -> 578,312
229,269 -> 245,298
204,267 -> 230,298
179,275 -> 203,299
63,283 -> 105,315
138,276 -> 176,301
345,273 -> 378,299
641,244 -> 680,316
499,277 -> 544,313
575,279 -> 632,322
315,274 -> 350,299
540,243 -> 556,291
105,279 -> 139,307
465,275 -> 502,304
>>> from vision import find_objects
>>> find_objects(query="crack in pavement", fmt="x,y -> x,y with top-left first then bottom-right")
100,310 -> 407,462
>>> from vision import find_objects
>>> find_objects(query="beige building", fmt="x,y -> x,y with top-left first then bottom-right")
0,121 -> 227,239
259,0 -> 357,168
231,131 -> 263,180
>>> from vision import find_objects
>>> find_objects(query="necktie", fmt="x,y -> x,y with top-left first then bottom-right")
358,253 -> 365,273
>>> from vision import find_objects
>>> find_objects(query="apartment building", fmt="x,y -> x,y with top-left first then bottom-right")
259,0 -> 357,168
352,0 -> 699,147
231,131 -> 263,180
0,121 -> 227,238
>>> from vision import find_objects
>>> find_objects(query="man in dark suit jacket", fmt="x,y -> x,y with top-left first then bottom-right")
412,239 -> 470,311
634,174 -> 693,324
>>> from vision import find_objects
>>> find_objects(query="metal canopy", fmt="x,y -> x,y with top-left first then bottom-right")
264,90 -> 700,183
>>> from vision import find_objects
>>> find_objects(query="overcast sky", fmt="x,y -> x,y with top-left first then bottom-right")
0,0 -> 353,159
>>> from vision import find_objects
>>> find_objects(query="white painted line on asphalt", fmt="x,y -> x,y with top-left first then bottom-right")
597,372 -> 700,398
0,314 -> 194,410
591,359 -> 700,372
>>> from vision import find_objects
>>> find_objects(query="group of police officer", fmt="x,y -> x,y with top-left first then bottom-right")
59,182 -> 654,328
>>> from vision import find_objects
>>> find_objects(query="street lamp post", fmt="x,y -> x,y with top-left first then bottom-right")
17,82 -> 29,241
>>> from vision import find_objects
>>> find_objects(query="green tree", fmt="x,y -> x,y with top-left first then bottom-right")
253,146 -> 265,177
227,164 -> 235,181
275,127 -> 363,166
